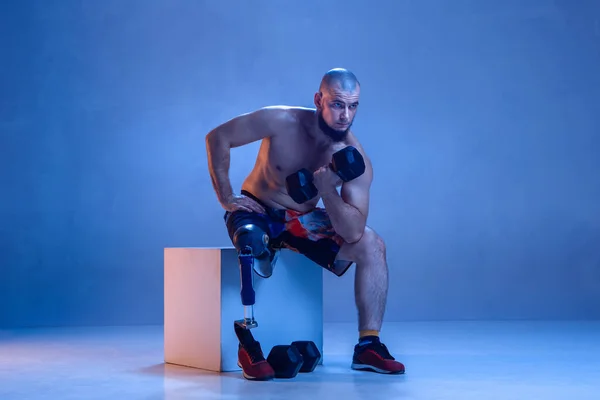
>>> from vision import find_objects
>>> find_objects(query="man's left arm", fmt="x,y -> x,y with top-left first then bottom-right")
320,154 -> 373,243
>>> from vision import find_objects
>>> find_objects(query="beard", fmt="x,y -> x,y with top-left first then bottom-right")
317,111 -> 351,142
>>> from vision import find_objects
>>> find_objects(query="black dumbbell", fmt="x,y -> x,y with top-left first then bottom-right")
285,168 -> 318,205
285,146 -> 366,204
266,340 -> 321,378
330,146 -> 366,183
291,340 -> 321,372
267,344 -> 303,378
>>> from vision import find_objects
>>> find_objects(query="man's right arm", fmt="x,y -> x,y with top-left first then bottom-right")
205,107 -> 288,206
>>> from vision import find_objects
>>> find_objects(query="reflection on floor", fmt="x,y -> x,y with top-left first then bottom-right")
1,321 -> 599,400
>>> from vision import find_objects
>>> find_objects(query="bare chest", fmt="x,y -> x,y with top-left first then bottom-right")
267,135 -> 346,179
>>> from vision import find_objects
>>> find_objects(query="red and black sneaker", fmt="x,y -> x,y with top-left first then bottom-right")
237,340 -> 275,381
351,336 -> 405,374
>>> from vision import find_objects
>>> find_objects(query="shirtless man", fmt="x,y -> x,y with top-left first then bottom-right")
205,68 -> 405,380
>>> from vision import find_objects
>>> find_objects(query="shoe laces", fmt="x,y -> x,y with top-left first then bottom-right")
362,339 -> 395,360
242,340 -> 265,363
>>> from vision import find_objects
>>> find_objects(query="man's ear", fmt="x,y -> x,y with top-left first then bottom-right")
313,92 -> 322,109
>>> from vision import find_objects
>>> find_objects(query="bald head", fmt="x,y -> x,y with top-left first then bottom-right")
314,68 -> 361,142
319,68 -> 360,93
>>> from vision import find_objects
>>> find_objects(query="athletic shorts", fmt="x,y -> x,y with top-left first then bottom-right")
223,190 -> 354,277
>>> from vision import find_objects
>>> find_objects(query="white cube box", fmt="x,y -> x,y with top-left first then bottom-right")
164,247 -> 324,372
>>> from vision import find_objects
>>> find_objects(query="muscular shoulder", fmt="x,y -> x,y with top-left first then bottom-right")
259,105 -> 314,121
209,105 -> 308,148
254,106 -> 311,133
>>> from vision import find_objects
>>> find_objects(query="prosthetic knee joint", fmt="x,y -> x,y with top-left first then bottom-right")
232,223 -> 278,330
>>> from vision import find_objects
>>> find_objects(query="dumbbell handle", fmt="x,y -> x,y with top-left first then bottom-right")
285,146 -> 364,204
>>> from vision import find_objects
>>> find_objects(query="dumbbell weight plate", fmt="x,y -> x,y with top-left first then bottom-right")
285,168 -> 318,204
291,340 -> 321,372
267,345 -> 304,379
330,146 -> 366,182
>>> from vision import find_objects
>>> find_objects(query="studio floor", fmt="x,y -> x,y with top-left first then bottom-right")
1,321 -> 599,400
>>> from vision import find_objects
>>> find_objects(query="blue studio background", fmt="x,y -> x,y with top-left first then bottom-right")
1,0 -> 599,329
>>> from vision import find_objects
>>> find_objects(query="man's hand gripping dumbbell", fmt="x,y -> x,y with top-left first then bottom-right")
285,146 -> 366,204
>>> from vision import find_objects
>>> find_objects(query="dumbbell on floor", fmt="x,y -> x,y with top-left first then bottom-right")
291,340 -> 321,372
266,340 -> 322,379
285,146 -> 366,204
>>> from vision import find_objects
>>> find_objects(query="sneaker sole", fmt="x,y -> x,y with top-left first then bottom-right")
237,361 -> 274,381
351,362 -> 405,375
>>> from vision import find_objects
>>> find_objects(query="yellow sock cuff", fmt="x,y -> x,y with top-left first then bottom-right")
359,330 -> 379,339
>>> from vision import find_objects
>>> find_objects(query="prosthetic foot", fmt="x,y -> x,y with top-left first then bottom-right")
233,246 -> 275,380
234,319 -> 274,380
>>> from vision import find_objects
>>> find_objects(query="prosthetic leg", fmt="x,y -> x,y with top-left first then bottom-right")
236,245 -> 258,329
232,224 -> 277,330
